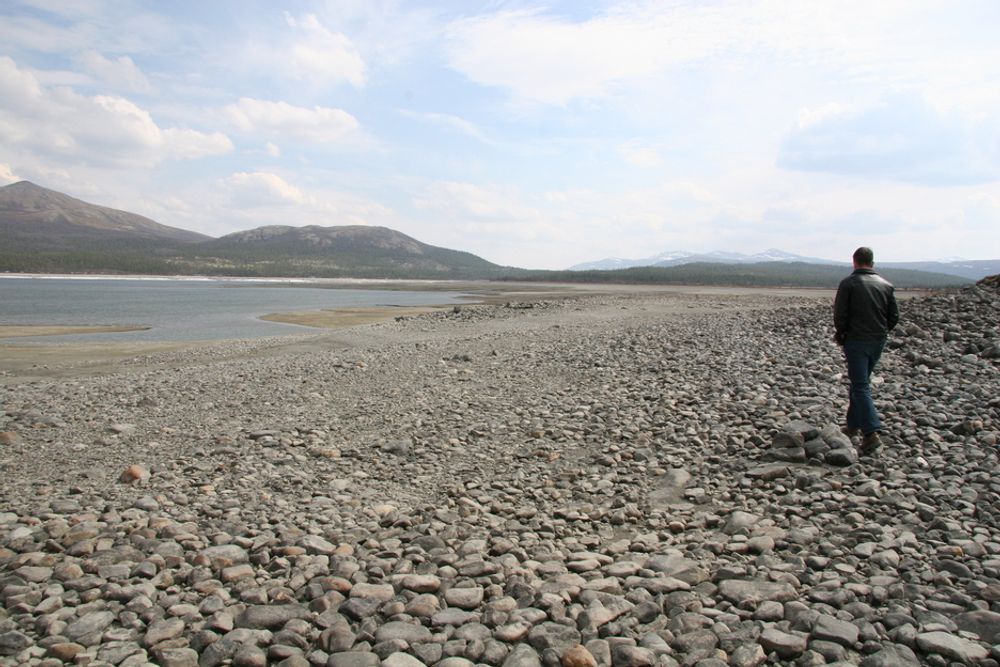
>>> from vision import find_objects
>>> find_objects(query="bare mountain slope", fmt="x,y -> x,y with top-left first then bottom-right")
0,181 -> 209,247
0,182 -> 516,278
197,224 -> 512,278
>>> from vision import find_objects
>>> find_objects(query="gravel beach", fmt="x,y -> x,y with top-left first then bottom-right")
1,283 -> 998,667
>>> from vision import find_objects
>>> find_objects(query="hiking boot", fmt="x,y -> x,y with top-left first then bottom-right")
859,432 -> 883,456
842,426 -> 861,438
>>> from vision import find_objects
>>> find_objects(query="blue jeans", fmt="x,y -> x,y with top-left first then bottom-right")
843,339 -> 886,435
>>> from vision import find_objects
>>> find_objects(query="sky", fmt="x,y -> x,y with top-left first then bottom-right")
1,0 -> 999,270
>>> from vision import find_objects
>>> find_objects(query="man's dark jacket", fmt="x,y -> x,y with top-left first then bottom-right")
834,268 -> 899,344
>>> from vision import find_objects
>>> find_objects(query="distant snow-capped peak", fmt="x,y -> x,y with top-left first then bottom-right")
567,248 -> 842,271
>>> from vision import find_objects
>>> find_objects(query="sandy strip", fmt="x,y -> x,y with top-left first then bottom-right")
0,324 -> 149,338
260,305 -> 453,329
0,340 -> 217,382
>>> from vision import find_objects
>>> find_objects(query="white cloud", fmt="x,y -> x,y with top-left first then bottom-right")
446,2 -> 834,106
283,13 -> 366,88
406,171 -> 999,268
443,8 -> 674,106
410,173 -> 754,266
0,56 -> 232,167
222,172 -> 307,207
0,56 -> 42,108
0,163 -> 22,184
0,12 -> 97,55
82,94 -> 163,152
442,1 -> 1000,109
225,98 -> 360,145
761,206 -> 809,225
410,178 -> 724,266
3,3 -> 997,266
825,209 -> 907,236
619,141 -> 665,168
399,110 -> 493,144
796,102 -> 853,129
0,4 -> 208,65
411,181 -> 563,261
779,94 -> 1000,185
75,50 -> 150,92
963,193 -> 1000,230
162,127 -> 233,160
415,181 -> 542,223
196,171 -> 399,235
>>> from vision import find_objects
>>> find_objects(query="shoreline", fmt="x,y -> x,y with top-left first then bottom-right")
2,282 -> 937,386
0,285 -> 835,383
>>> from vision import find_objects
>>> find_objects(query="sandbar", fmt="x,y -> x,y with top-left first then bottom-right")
261,305 -> 452,329
0,324 -> 149,338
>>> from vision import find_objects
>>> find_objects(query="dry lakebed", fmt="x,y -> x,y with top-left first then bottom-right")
1,282 -> 999,667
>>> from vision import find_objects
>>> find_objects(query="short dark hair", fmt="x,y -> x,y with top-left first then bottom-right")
853,247 -> 874,266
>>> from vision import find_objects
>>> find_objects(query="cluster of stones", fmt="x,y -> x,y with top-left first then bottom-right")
1,280 -> 998,666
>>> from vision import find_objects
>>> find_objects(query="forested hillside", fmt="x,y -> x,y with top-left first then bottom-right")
508,262 -> 970,289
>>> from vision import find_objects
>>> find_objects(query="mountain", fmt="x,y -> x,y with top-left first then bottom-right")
189,224 -> 514,279
2,181 -> 990,283
570,248 -> 838,271
0,181 -> 209,247
879,259 -> 1000,281
571,247 -> 999,280
512,261 -> 971,290
0,181 -> 517,279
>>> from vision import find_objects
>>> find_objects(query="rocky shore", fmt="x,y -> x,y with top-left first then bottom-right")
1,282 -> 998,667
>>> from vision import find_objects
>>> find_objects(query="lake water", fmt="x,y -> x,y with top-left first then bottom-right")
0,276 -> 469,343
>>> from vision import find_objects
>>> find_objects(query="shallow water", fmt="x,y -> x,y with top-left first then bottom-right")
0,276 -> 467,342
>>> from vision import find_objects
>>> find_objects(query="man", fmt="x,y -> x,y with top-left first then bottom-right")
833,247 -> 899,455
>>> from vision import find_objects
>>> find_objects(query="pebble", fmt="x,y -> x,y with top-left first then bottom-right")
812,614 -> 860,648
119,463 -> 149,483
561,645 -> 598,667
915,631 -> 989,663
0,283 -> 998,666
